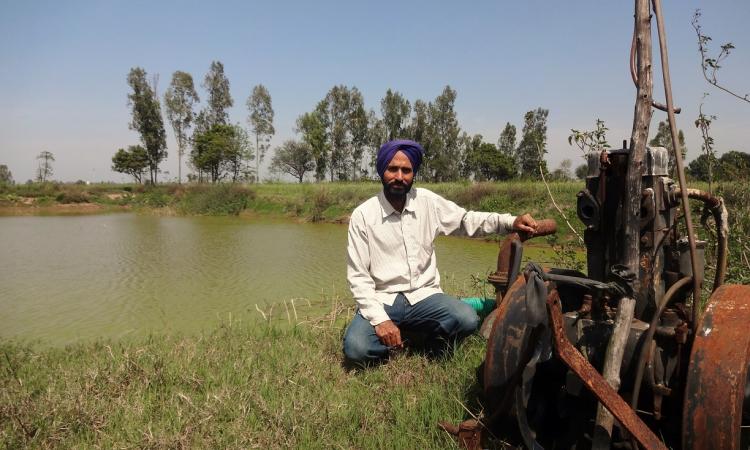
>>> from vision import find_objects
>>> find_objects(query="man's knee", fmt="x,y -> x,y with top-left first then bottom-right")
343,334 -> 370,363
343,319 -> 387,364
448,301 -> 480,336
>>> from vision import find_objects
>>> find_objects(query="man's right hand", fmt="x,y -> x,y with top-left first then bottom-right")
375,320 -> 403,348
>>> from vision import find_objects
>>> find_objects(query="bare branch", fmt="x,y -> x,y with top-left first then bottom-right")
537,143 -> 584,244
692,9 -> 750,104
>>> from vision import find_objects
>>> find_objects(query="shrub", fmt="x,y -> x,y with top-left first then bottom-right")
177,184 -> 254,215
56,190 -> 91,204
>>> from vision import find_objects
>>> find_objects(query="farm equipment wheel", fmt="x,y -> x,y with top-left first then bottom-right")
683,284 -> 750,449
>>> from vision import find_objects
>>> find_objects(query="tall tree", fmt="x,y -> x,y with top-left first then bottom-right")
422,86 -> 461,182
127,67 -> 167,184
112,145 -> 149,183
516,107 -> 549,179
247,84 -> 275,183
319,85 -> 354,181
0,164 -> 13,185
349,90 -> 369,180
459,133 -> 483,179
296,108 -> 328,182
380,89 -> 411,140
497,122 -> 517,177
408,99 -> 429,145
649,120 -> 686,177
35,151 -> 55,182
497,122 -> 517,156
164,71 -> 199,184
202,61 -> 233,127
270,140 -> 315,183
367,110 -> 387,176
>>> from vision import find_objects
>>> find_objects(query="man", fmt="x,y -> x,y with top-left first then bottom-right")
343,139 -> 538,365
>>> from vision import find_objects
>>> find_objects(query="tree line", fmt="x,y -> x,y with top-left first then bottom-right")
114,61 -> 554,184
113,60 -> 748,185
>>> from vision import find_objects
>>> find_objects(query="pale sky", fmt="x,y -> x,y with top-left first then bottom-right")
1,0 -> 748,183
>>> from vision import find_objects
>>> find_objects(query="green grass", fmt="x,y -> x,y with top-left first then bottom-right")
1,307 -> 493,449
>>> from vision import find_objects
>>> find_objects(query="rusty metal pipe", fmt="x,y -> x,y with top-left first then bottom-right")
630,276 -> 692,413
672,188 -> 729,291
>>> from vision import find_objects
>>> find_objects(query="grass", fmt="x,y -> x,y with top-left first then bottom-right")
1,304 -> 494,449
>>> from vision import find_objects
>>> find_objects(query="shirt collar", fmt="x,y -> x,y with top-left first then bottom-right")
378,188 -> 417,218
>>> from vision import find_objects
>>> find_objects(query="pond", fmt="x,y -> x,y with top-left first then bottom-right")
0,213 -> 541,345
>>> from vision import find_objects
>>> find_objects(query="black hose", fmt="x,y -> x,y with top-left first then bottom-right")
630,276 -> 692,412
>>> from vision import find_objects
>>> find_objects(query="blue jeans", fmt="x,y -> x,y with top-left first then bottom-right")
343,292 -> 479,365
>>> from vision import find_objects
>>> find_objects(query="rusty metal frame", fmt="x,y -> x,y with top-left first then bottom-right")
546,288 -> 667,450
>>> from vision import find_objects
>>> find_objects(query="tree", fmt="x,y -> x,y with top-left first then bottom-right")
462,134 -> 516,181
320,85 -> 353,181
202,61 -> 233,127
296,110 -> 328,182
551,159 -> 573,180
380,89 -> 411,140
366,110 -> 386,176
0,165 -> 14,185
247,84 -> 275,183
112,145 -> 149,183
164,71 -> 199,184
649,121 -> 686,177
191,124 -> 252,183
36,151 -> 55,182
314,85 -> 369,181
498,122 -> 517,155
349,91 -> 369,180
422,86 -> 461,182
687,153 -> 719,182
127,67 -> 167,184
516,108 -> 549,178
497,122 -> 518,177
270,140 -> 315,183
718,150 -> 750,180
408,99 -> 429,145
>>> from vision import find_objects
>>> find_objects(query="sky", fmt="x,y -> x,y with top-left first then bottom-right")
1,0 -> 748,183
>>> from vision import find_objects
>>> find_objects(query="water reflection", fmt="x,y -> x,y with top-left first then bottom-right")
0,214 -> 506,345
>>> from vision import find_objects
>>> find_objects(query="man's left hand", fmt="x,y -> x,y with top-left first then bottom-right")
512,214 -> 538,235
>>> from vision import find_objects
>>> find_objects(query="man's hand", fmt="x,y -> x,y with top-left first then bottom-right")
512,213 -> 538,235
375,320 -> 403,348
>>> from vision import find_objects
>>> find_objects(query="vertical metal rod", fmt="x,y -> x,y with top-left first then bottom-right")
651,0 -> 702,326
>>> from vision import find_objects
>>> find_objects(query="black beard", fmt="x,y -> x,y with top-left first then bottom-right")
383,179 -> 413,198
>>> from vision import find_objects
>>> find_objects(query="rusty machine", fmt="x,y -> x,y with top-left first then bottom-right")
442,1 -> 750,449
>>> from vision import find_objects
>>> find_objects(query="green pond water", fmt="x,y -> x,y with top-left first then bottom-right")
0,213 -> 551,345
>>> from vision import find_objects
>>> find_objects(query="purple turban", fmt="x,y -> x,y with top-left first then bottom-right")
376,139 -> 425,180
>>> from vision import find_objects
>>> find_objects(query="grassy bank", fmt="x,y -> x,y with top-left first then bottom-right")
0,180 -> 585,235
1,307 -> 493,449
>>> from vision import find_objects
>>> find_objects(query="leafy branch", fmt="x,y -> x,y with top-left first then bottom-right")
692,9 -> 750,104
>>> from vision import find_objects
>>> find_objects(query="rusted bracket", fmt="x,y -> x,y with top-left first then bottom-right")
438,419 -> 483,450
546,289 -> 667,450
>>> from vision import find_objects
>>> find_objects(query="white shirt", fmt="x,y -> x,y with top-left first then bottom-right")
346,187 -> 516,326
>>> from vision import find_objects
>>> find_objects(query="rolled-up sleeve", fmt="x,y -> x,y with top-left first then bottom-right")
431,192 -> 516,237
346,210 -> 390,326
